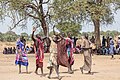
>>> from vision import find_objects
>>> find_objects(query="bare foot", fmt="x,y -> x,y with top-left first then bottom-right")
80,67 -> 83,74
68,70 -> 73,74
48,76 -> 51,79
88,71 -> 93,75
58,76 -> 62,80
35,71 -> 38,74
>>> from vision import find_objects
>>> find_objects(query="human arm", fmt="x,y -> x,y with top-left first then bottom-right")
33,44 -> 37,56
31,27 -> 36,41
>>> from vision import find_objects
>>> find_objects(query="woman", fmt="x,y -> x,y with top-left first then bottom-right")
15,37 -> 28,73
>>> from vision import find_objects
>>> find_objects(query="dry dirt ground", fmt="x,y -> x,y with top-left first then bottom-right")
0,53 -> 120,80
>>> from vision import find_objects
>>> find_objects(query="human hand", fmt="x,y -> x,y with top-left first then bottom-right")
33,27 -> 36,32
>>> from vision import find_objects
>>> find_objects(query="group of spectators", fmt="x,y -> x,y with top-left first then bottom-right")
2,35 -> 120,56
3,47 -> 16,54
74,35 -> 120,57
97,36 -> 120,55
3,46 -> 34,54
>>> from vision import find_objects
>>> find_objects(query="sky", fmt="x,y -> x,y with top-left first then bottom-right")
0,10 -> 120,35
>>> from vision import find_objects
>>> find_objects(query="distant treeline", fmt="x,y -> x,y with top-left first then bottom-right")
0,30 -> 120,42
0,31 -> 31,42
82,30 -> 120,38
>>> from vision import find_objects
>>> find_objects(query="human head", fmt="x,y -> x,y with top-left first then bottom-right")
83,33 -> 88,40
52,35 -> 57,41
118,35 -> 120,39
102,36 -> 105,39
92,36 -> 94,39
67,32 -> 71,38
36,34 -> 41,40
109,36 -> 112,40
61,33 -> 65,37
20,36 -> 24,42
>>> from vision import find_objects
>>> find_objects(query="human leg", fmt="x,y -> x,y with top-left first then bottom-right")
19,64 -> 21,73
35,66 -> 38,74
41,67 -> 43,75
26,66 -> 28,73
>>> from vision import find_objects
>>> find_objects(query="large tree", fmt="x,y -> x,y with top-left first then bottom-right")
84,0 -> 120,47
50,0 -> 82,36
0,0 -> 51,36
56,21 -> 81,36
51,0 -> 120,47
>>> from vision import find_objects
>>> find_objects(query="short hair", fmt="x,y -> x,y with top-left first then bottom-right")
83,33 -> 88,40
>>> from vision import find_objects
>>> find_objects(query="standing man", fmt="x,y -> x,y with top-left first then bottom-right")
80,34 -> 92,74
32,27 -> 44,75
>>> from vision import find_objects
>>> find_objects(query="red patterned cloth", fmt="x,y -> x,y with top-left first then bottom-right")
34,38 -> 44,68
66,38 -> 74,65
57,38 -> 74,67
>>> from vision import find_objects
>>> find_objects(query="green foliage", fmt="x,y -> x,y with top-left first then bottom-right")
50,0 -> 82,36
56,21 -> 81,36
101,30 -> 120,37
3,31 -> 18,42
0,31 -> 32,42
49,31 -> 59,37
21,32 -> 29,40
0,32 -> 3,41
82,30 -> 120,38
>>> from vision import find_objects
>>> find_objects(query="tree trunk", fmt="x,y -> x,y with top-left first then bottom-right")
39,0 -> 48,37
93,19 -> 101,48
39,0 -> 50,53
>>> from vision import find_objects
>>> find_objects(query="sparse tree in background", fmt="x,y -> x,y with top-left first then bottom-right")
21,32 -> 29,40
0,0 -> 120,47
0,32 -> 3,41
0,0 -> 51,37
3,31 -> 18,42
50,0 -> 120,47
56,21 -> 81,36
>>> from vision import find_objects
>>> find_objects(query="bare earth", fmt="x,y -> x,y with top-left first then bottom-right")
0,53 -> 120,80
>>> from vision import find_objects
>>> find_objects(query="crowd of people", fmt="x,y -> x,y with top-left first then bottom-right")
99,36 -> 120,55
3,26 -> 119,80
3,47 -> 16,54
75,35 -> 120,57
3,46 -> 34,54
14,27 -> 92,80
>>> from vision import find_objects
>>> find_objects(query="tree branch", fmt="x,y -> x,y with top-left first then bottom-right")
25,3 -> 38,13
44,9 -> 49,18
10,18 -> 26,30
34,0 -> 39,6
38,0 -> 50,9
23,3 -> 42,18
42,0 -> 50,4
26,12 -> 39,20
44,6 -> 54,18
